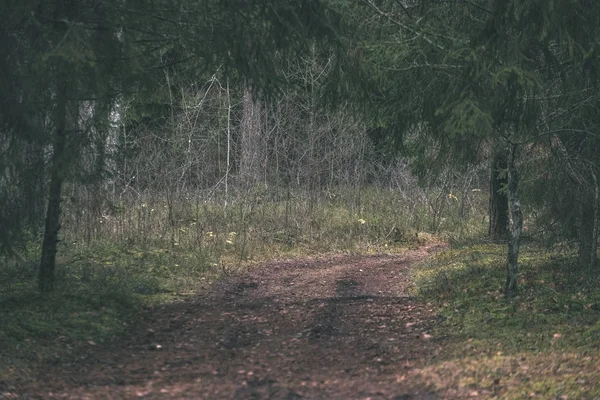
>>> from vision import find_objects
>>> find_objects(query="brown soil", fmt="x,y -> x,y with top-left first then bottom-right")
16,245 -> 450,399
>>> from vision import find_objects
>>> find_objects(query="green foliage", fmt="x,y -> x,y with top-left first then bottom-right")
438,98 -> 493,138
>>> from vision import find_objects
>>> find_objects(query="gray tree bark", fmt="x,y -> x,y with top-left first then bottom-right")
240,89 -> 265,187
505,144 -> 522,297
578,173 -> 599,268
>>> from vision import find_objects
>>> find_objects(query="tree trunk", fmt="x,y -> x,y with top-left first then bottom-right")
489,149 -> 509,239
225,80 -> 232,206
39,80 -> 68,293
505,144 -> 522,297
578,173 -> 599,268
240,88 -> 264,187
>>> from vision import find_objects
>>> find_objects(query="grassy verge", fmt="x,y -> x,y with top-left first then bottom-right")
413,241 -> 600,399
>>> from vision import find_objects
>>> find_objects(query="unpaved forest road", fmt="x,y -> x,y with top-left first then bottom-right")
22,245 -> 450,399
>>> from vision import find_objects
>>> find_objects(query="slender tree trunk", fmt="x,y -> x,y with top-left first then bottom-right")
592,172 -> 599,268
25,140 -> 46,228
505,144 -> 522,297
39,80 -> 68,293
578,172 -> 599,268
224,80 -> 231,207
489,149 -> 509,239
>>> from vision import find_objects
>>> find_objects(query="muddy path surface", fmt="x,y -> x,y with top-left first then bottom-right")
19,245 -> 449,399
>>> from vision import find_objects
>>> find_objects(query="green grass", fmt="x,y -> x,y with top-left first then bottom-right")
413,241 -> 600,399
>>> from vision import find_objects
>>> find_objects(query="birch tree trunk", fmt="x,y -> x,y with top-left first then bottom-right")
225,80 -> 232,206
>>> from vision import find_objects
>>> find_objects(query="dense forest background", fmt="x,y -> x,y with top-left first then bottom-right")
2,0 -> 599,292
2,1 -> 600,396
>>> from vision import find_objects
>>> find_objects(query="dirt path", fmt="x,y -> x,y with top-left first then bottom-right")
21,245 -> 448,399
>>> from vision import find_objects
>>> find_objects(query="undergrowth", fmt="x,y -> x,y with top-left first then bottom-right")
413,241 -> 600,399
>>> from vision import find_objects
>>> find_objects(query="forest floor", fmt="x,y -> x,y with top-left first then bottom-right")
6,244 -> 460,400
5,241 -> 600,399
